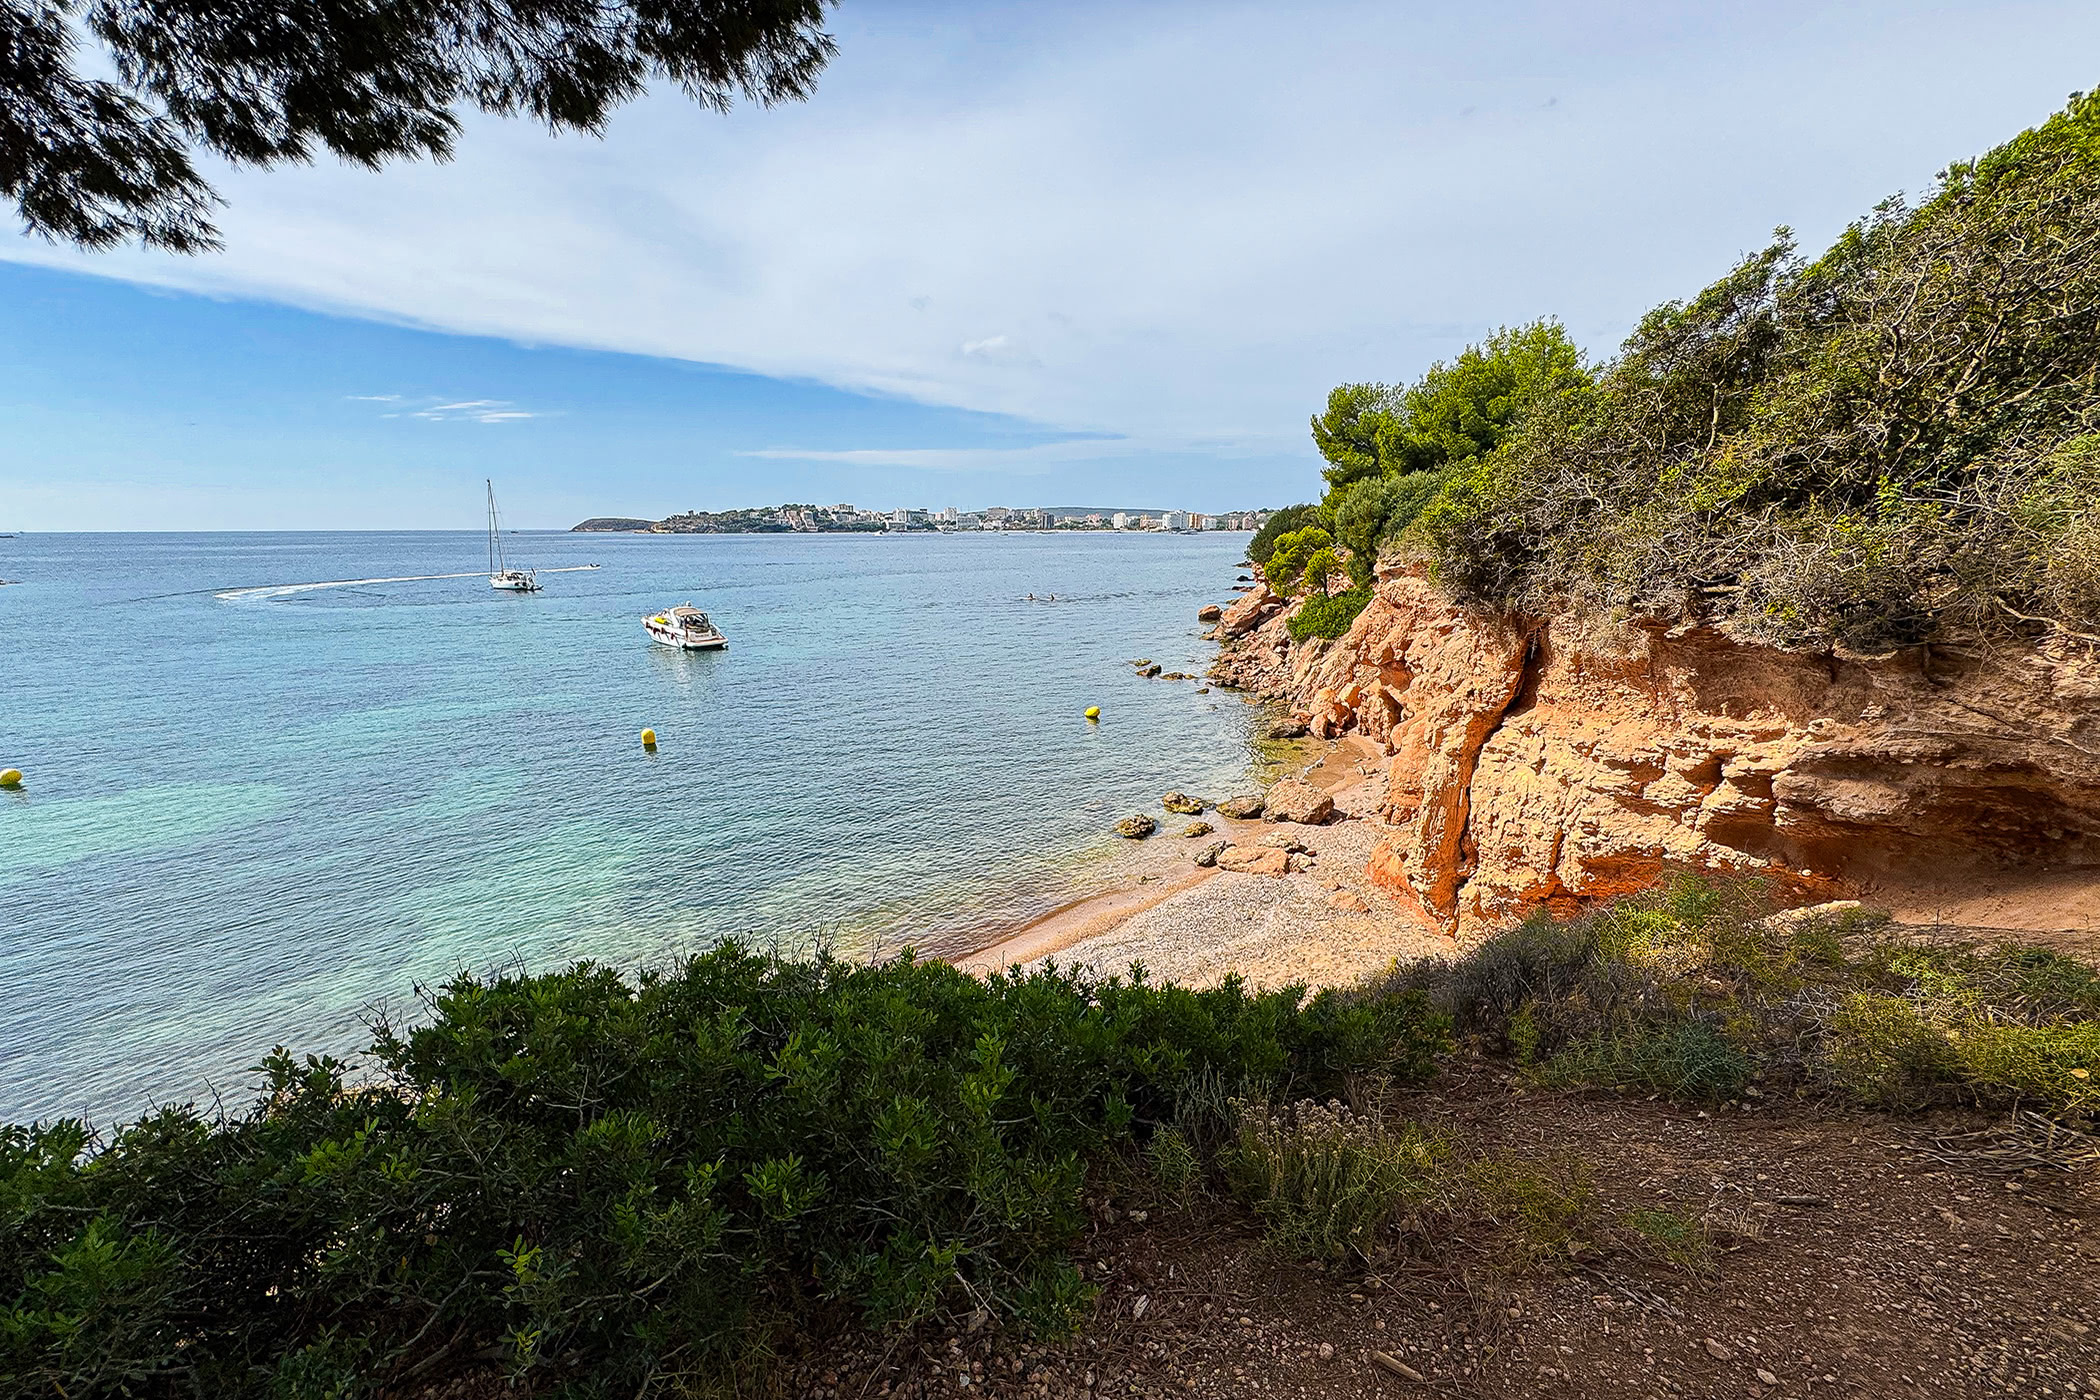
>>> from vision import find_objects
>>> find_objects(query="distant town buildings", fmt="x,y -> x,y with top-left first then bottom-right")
582,502 -> 1274,536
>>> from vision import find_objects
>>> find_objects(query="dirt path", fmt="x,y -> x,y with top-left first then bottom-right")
789,1084 -> 2100,1399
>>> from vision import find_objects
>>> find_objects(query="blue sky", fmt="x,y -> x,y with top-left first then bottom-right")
6,0 -> 2100,529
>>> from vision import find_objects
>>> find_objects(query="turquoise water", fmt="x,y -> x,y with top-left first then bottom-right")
0,530 -> 1264,1124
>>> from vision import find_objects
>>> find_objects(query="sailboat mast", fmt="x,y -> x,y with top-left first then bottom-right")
487,480 -> 506,575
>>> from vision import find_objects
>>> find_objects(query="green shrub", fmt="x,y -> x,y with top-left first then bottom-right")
1287,587 -> 1372,641
1248,504 -> 1320,566
1541,1020 -> 1752,1102
1465,1151 -> 1594,1263
1144,1128 -> 1202,1200
1226,1100 -> 1443,1261
0,950 -> 1451,1395
1264,526 -> 1333,591
1621,1208 -> 1708,1271
1298,546 -> 1345,595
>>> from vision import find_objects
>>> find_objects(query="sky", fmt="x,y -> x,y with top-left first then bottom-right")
5,0 -> 2100,530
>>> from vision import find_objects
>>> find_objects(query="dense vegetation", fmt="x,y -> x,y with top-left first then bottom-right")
5,884 -> 2096,1393
0,947 -> 1445,1396
13,879 -> 2094,1398
1281,90 -> 2100,653
1392,877 -> 2100,1112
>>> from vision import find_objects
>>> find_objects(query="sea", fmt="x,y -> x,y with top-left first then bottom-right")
0,529 -> 1272,1125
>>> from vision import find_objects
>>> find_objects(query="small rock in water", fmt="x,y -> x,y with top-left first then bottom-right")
1192,840 -> 1229,867
1112,814 -> 1157,839
1197,604 -> 1223,622
1182,820 -> 1215,838
1215,794 -> 1265,820
1162,790 -> 1206,815
1264,718 -> 1309,740
1138,664 -> 1163,678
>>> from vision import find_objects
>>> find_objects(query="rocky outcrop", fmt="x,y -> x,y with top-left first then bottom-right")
1216,845 -> 1291,877
1113,815 -> 1157,839
1263,778 -> 1336,826
1214,564 -> 2100,935
1218,584 -> 1284,639
1162,791 -> 1206,815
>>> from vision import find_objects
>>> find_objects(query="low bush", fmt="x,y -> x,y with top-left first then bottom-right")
1287,587 -> 1372,641
1620,1208 -> 1709,1271
1464,1151 -> 1595,1263
1540,1021 -> 1752,1102
1381,873 -> 2100,1114
0,949 -> 1451,1396
1226,1100 -> 1443,1261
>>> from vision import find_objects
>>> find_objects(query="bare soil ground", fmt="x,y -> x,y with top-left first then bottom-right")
785,1077 -> 2100,1400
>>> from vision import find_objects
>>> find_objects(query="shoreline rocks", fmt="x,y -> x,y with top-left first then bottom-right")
1262,778 -> 1334,825
1162,791 -> 1206,815
1216,845 -> 1290,877
1113,815 -> 1157,839
1215,794 -> 1264,820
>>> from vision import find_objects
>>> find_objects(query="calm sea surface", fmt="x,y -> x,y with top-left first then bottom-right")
0,530 -> 1267,1124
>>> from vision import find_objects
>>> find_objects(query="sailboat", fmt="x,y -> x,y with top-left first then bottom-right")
486,480 -> 541,592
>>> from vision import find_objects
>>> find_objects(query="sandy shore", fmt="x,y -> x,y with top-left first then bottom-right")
955,735 -> 1457,991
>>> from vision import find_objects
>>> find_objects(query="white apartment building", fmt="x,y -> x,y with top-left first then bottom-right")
1112,513 -> 1130,529
1163,511 -> 1190,531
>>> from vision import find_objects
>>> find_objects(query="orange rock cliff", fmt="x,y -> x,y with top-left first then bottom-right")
1211,565 -> 2100,937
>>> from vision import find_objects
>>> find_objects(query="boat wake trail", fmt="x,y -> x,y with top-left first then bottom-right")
217,565 -> 600,601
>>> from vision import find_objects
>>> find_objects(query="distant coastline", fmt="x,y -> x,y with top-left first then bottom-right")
573,502 -> 1273,534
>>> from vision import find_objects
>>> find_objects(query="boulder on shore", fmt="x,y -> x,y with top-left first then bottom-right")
1162,790 -> 1206,815
1197,603 -> 1224,622
1215,794 -> 1265,820
1182,820 -> 1215,838
1218,584 -> 1282,638
1216,845 -> 1290,877
1264,778 -> 1334,825
1264,718 -> 1310,740
1112,814 -> 1157,839
1192,839 -> 1230,867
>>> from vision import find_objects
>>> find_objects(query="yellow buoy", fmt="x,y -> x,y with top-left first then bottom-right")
0,768 -> 20,789
1084,707 -> 1100,721
640,728 -> 658,749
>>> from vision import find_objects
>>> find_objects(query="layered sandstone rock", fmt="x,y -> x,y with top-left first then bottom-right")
1214,566 -> 2100,935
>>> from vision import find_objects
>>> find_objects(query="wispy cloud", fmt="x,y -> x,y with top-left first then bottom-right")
348,394 -> 538,423
9,1 -> 2097,486
411,399 -> 537,423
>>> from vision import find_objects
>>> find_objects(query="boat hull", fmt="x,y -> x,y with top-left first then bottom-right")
645,619 -> 727,650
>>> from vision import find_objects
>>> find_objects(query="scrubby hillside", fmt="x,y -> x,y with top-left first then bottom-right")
1292,90 -> 2100,655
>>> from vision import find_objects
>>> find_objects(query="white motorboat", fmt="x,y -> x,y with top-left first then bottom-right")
645,604 -> 728,651
486,480 -> 540,592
